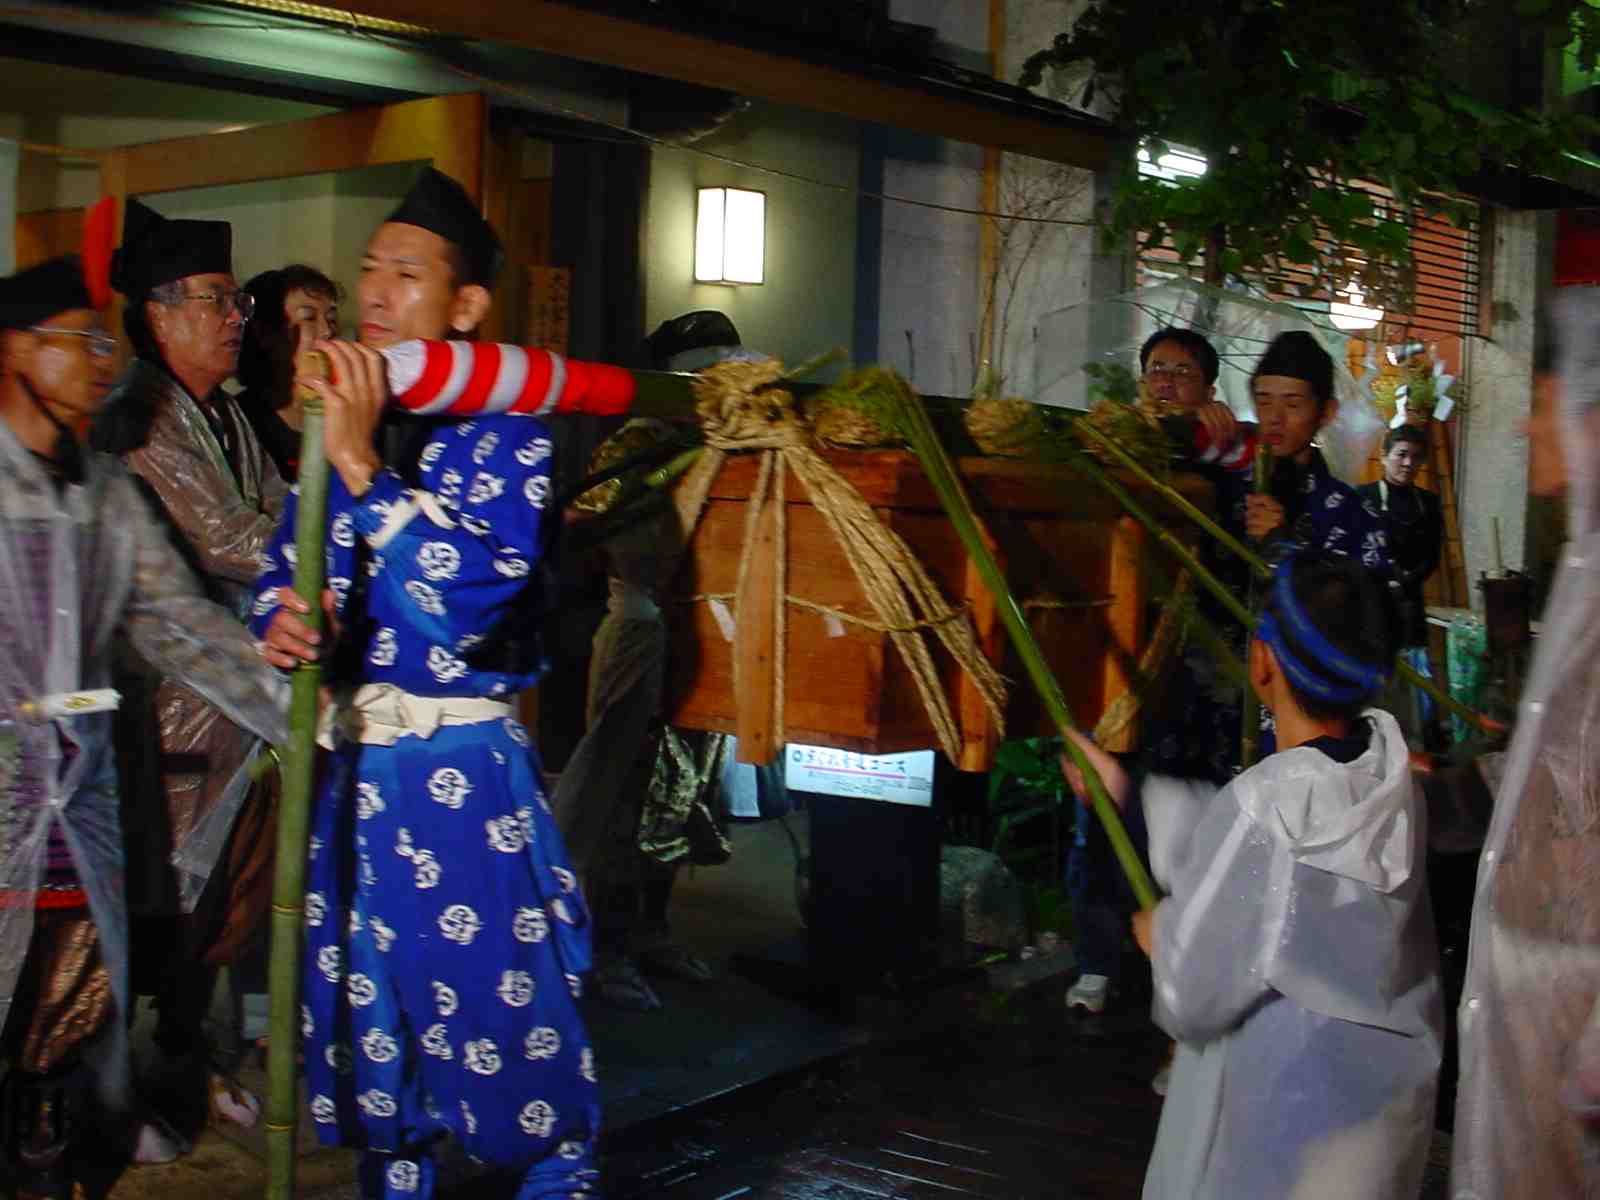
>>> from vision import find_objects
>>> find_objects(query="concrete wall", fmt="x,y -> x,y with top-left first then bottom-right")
996,0 -> 1118,406
864,2 -> 989,394
642,101 -> 859,370
866,0 -> 1117,401
1458,209 -> 1553,595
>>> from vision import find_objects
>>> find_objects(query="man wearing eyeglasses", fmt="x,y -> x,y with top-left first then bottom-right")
1138,326 -> 1239,449
0,251 -> 288,1187
90,198 -> 287,1142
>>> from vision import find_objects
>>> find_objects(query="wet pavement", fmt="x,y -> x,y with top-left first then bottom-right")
33,804 -> 1461,1197
39,966 -> 1456,1199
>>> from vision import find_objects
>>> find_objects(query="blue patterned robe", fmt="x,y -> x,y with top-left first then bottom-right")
252,417 -> 598,1199
1148,446 -> 1373,783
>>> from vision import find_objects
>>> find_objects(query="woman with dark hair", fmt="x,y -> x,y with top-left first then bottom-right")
236,265 -> 340,480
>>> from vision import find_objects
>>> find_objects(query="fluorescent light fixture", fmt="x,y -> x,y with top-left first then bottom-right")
1329,281 -> 1384,331
695,187 -> 765,284
1137,144 -> 1208,182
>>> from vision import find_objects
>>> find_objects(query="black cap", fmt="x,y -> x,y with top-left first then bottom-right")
1253,331 -> 1334,404
383,167 -> 503,288
645,310 -> 741,370
0,256 -> 95,332
110,198 -> 233,299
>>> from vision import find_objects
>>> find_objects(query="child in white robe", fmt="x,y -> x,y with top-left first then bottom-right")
1065,552 -> 1443,1200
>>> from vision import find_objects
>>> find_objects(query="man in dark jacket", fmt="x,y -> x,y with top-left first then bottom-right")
1358,424 -> 1444,746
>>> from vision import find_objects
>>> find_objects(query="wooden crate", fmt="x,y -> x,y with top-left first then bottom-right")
662,449 -> 1213,770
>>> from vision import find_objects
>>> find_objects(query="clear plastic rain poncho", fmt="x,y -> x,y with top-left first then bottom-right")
106,363 -> 287,913
0,426 -> 287,1105
1033,277 -> 1386,482
1139,706 -> 1443,1199
1451,288 -> 1600,1197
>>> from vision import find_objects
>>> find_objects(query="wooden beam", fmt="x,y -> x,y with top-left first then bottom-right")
310,0 -> 1116,171
104,93 -> 485,199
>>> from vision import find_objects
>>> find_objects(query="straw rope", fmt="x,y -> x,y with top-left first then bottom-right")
669,592 -> 984,635
673,359 -> 1008,761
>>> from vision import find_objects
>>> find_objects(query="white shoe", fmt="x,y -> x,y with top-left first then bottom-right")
131,1119 -> 183,1164
1151,1063 -> 1172,1097
1065,973 -> 1109,1014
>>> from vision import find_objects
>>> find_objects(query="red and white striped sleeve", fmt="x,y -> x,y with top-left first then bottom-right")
380,340 -> 635,418
1191,420 -> 1258,473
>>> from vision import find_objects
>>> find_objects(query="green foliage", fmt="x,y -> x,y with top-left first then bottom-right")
1082,361 -> 1140,406
987,736 -> 1069,888
1021,0 -> 1600,307
1023,880 -> 1076,942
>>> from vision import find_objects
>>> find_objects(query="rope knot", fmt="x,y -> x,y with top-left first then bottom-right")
673,355 -> 1008,762
693,360 -> 810,451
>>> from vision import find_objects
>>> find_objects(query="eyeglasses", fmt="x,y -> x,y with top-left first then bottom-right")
180,290 -> 256,320
29,327 -> 119,359
1144,363 -> 1199,381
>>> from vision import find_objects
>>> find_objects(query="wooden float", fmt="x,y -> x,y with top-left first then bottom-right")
661,448 -> 1213,770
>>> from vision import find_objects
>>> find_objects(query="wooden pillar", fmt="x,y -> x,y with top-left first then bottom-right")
734,472 -> 784,764
957,523 -> 1005,771
1100,515 -> 1147,752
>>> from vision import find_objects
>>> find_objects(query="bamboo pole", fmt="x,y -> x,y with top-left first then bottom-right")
1239,446 -> 1273,770
1073,419 -> 1259,569
265,394 -> 329,1200
1061,448 -> 1253,628
892,386 -> 1159,911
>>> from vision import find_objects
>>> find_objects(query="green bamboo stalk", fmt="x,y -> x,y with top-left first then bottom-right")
1142,550 -> 1255,698
1073,418 -> 1260,569
1239,447 -> 1274,771
1062,448 -> 1255,629
265,397 -> 329,1200
1065,429 -> 1498,735
641,446 -> 705,491
891,387 -> 1160,911
781,347 -> 846,382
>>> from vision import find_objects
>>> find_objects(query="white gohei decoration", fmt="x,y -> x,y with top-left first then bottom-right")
1329,280 -> 1385,332
695,186 -> 766,285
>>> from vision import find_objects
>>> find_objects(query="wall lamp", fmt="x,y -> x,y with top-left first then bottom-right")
695,186 -> 765,285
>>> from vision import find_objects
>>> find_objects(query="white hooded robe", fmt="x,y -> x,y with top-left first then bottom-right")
1141,708 -> 1442,1200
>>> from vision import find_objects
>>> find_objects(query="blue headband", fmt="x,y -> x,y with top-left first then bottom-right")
1257,557 -> 1388,703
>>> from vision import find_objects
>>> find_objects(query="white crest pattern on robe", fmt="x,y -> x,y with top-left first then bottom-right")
249,414 -> 598,1182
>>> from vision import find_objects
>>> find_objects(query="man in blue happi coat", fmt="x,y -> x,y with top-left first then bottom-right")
254,168 -> 598,1200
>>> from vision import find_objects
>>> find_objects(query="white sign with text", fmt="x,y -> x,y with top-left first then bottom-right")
784,744 -> 935,807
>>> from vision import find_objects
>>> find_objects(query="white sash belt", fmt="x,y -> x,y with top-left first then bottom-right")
318,682 -> 513,748
18,689 -> 121,721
